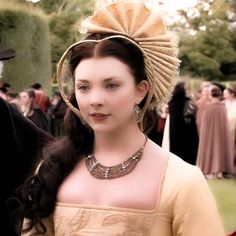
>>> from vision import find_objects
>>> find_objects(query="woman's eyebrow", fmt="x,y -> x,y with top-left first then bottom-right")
103,77 -> 120,82
75,79 -> 89,83
76,77 -> 119,83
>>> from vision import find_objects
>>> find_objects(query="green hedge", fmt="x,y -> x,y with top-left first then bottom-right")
0,1 -> 51,93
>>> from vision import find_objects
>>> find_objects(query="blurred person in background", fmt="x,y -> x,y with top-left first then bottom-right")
20,88 -> 49,132
163,82 -> 199,165
211,81 -> 225,100
148,103 -> 168,146
5,90 -> 22,111
31,82 -> 51,114
223,83 -> 236,175
0,85 -> 7,99
195,81 -> 211,132
0,82 -> 11,100
49,91 -> 67,137
197,85 -> 233,179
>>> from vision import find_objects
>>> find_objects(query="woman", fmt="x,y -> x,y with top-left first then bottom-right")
195,81 -> 211,132
49,92 -> 67,137
20,89 -> 49,132
197,85 -> 233,178
12,1 -> 224,235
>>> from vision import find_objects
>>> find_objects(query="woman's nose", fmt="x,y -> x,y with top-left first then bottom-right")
89,89 -> 105,106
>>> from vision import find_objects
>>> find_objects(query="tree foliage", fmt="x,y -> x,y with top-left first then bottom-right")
10,0 -> 236,82
36,0 -> 94,79
174,0 -> 236,80
13,0 -> 94,80
0,0 -> 51,91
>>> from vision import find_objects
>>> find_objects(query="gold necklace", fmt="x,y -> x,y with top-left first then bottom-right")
85,136 -> 148,180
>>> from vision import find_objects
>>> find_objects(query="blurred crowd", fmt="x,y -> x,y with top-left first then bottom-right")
0,81 -> 67,137
147,80 -> 236,179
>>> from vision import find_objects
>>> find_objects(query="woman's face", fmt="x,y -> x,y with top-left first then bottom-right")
74,56 -> 148,133
20,91 -> 32,106
201,86 -> 209,97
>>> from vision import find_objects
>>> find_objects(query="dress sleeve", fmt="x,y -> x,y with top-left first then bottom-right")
172,167 -> 225,236
22,215 -> 54,236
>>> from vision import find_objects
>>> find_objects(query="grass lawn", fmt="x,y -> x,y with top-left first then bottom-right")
207,179 -> 236,234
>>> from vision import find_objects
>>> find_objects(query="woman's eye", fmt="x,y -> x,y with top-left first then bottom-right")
77,85 -> 89,92
106,83 -> 119,89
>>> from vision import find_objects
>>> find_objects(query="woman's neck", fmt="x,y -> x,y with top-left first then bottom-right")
22,104 -> 33,116
92,125 -> 146,166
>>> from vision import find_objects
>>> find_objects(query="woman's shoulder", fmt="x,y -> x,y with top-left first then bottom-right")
156,152 -> 210,209
149,141 -> 201,179
148,145 -> 210,211
162,152 -> 206,193
167,153 -> 203,180
147,142 -> 204,189
160,153 -> 224,235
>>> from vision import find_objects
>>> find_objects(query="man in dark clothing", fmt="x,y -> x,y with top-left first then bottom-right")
0,48 -> 54,236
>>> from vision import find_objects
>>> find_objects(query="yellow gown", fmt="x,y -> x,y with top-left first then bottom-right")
23,154 -> 225,236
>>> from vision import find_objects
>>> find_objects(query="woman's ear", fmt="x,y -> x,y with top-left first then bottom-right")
136,80 -> 149,102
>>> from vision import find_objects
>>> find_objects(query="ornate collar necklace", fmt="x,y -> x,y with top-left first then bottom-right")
86,136 -> 148,180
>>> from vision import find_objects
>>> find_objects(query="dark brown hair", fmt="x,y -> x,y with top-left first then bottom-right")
211,87 -> 222,97
70,34 -> 146,87
21,89 -> 36,116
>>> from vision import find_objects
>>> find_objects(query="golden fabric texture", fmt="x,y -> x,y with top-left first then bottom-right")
80,0 -> 180,105
22,154 -> 225,236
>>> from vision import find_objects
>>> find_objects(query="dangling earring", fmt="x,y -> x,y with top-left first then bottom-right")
133,104 -> 142,123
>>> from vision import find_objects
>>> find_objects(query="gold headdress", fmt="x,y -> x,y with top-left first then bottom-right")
57,0 -> 180,124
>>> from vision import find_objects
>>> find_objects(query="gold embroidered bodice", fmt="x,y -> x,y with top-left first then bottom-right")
53,203 -> 163,236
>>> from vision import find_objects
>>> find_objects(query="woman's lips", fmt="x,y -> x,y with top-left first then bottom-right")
90,113 -> 110,121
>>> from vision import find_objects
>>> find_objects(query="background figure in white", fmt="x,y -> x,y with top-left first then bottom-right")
223,84 -> 236,175
161,102 -> 170,151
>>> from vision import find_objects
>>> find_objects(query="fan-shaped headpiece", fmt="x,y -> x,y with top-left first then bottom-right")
57,0 -> 180,124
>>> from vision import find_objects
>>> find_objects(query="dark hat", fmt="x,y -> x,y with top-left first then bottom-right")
0,48 -> 16,61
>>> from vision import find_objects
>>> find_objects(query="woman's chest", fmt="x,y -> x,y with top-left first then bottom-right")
57,158 -> 163,210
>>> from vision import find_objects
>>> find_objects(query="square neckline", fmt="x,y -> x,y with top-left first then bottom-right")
55,152 -> 170,214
